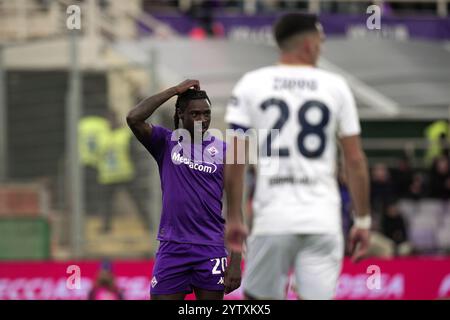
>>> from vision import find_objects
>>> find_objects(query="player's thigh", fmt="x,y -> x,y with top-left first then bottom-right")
243,234 -> 299,300
294,233 -> 344,300
193,287 -> 224,300
150,292 -> 186,300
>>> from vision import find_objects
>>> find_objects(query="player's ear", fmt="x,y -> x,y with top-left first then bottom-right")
303,37 -> 312,55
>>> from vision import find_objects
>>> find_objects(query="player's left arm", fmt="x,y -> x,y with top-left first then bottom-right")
223,136 -> 247,293
224,156 -> 248,253
337,77 -> 371,263
340,135 -> 371,262
223,74 -> 253,253
224,251 -> 242,294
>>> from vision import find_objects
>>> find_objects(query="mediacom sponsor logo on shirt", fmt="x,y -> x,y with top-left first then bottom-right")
171,152 -> 218,174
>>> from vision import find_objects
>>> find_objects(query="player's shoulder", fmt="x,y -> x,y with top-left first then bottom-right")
152,124 -> 172,133
151,124 -> 173,141
314,68 -> 348,86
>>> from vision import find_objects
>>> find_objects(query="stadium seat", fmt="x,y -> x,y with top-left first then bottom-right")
419,199 -> 446,217
408,208 -> 443,251
409,227 -> 437,252
398,199 -> 419,219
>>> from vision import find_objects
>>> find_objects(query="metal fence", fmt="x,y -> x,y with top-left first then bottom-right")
0,34 -> 165,261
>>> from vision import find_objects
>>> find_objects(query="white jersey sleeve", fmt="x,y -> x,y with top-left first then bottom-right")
225,74 -> 253,129
336,78 -> 361,137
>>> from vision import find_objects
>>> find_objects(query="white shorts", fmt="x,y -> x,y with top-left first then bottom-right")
242,233 -> 344,300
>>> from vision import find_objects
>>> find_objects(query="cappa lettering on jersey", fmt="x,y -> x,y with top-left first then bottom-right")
273,77 -> 317,91
269,176 -> 317,186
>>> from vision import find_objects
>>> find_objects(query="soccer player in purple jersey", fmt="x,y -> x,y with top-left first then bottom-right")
126,79 -> 246,300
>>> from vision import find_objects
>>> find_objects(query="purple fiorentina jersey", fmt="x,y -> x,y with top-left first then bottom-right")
145,125 -> 226,246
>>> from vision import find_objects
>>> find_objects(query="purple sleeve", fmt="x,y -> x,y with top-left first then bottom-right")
144,125 -> 171,164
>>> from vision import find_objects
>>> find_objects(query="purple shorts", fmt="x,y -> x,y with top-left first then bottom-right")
150,241 -> 228,295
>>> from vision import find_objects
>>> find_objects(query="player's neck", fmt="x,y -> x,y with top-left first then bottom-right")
278,55 -> 315,67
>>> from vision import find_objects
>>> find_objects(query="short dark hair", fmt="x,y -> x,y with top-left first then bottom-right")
273,12 -> 319,50
174,89 -> 211,129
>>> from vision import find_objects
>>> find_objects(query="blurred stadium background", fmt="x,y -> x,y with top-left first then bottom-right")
0,0 -> 450,300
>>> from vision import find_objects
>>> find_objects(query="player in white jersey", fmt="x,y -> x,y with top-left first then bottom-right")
224,13 -> 371,300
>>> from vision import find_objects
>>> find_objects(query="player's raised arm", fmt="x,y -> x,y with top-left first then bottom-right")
340,135 -> 371,263
126,79 -> 200,146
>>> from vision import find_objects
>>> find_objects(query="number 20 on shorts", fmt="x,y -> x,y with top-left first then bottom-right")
211,257 -> 227,275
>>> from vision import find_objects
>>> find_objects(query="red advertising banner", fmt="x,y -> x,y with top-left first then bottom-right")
336,258 -> 450,300
0,258 -> 449,300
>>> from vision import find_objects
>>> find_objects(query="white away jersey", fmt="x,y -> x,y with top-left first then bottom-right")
225,65 -> 361,235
